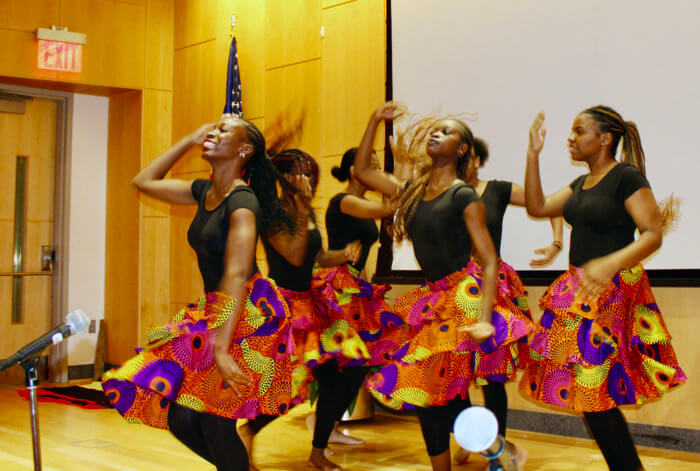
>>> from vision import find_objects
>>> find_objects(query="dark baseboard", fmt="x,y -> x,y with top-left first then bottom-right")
68,364 -> 94,380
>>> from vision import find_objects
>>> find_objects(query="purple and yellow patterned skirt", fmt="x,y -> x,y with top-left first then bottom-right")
519,265 -> 686,412
468,259 -> 535,385
366,266 -> 534,410
313,264 -> 411,367
102,274 -> 308,429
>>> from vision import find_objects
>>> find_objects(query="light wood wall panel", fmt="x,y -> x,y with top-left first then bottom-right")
172,39 -> 219,174
0,0 -> 60,32
58,0 -> 146,88
145,0 -> 174,90
173,0 -> 217,49
141,89 -> 173,217
321,0 -> 385,156
265,60 -> 322,158
0,29 -> 58,81
139,216 -> 171,341
265,0 -> 321,69
105,90 -> 142,364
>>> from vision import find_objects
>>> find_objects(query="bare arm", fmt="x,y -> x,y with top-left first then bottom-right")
524,112 -> 573,217
340,195 -> 394,220
579,187 -> 662,300
316,240 -> 361,268
354,103 -> 407,197
464,201 -> 498,327
132,124 -> 214,204
507,183 -> 564,267
213,208 -> 257,393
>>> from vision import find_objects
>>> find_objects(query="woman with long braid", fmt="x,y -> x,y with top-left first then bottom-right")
240,149 -> 381,471
450,136 -> 564,467
520,107 -> 685,471
102,115 -> 307,471
355,102 -> 532,471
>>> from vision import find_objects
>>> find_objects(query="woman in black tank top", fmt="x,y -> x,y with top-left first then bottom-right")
350,103 -> 532,471
241,149 -> 384,471
102,116 -> 304,471
453,137 -> 564,466
521,106 -> 685,471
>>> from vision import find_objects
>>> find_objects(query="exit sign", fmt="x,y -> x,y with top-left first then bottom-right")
38,40 -> 82,73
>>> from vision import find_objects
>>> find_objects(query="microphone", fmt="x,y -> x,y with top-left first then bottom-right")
0,310 -> 90,372
454,406 -> 520,471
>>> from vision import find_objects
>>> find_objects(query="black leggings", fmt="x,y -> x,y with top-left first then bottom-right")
584,408 -> 642,471
417,397 -> 472,457
482,381 -> 508,437
167,402 -> 249,471
246,361 -> 369,450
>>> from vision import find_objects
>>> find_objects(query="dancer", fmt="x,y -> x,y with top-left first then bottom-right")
355,102 -> 533,471
102,116 -> 309,471
520,107 -> 686,471
453,136 -> 564,466
240,149 -> 375,471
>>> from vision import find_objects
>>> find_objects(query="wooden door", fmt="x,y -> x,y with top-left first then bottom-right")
0,96 -> 56,382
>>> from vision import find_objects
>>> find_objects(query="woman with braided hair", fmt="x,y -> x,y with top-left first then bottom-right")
452,135 -> 565,467
520,106 -> 686,471
354,102 -> 533,471
239,148 -> 387,471
102,115 -> 308,471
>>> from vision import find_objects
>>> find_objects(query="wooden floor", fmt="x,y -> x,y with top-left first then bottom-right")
0,383 -> 698,471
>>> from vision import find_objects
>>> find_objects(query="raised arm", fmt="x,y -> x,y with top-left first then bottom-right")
132,123 -> 214,204
579,187 -> 662,300
214,207 -> 257,393
339,195 -> 393,220
354,103 -> 407,197
462,201 -> 498,342
524,111 -> 573,217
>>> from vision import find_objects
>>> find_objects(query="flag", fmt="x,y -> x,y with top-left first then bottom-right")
223,37 -> 243,116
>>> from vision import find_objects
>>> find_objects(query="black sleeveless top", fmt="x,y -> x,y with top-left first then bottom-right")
187,179 -> 261,293
563,163 -> 650,266
325,193 -> 380,271
263,226 -> 323,292
479,180 -> 512,256
407,183 -> 479,282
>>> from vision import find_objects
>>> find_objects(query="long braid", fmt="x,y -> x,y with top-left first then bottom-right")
583,105 -> 678,232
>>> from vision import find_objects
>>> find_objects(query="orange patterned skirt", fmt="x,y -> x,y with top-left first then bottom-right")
313,264 -> 411,367
102,274 -> 308,429
519,265 -> 686,412
366,266 -> 534,410
468,259 -> 535,385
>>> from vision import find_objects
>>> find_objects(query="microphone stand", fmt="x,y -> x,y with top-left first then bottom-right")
21,356 -> 42,471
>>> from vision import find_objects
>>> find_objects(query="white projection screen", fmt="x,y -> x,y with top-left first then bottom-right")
389,0 -> 699,275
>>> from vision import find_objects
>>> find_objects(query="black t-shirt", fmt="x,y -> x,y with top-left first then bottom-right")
480,180 -> 513,256
262,226 -> 322,292
325,193 -> 380,271
407,183 -> 479,282
187,179 -> 261,293
563,163 -> 650,266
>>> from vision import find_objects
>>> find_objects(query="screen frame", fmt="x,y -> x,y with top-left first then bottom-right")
372,0 -> 700,287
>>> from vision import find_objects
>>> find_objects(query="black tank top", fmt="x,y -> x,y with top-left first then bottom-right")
563,163 -> 650,266
325,193 -> 379,271
263,226 -> 323,292
407,183 -> 479,282
187,179 -> 261,293
479,180 -> 513,256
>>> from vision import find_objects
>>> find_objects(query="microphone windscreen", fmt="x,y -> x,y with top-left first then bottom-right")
454,406 -> 499,452
66,310 -> 90,335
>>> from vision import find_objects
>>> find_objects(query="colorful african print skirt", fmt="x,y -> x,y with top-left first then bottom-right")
468,259 -> 535,385
366,266 -> 534,410
280,283 -> 373,369
313,264 -> 410,367
519,265 -> 686,412
102,274 -> 308,430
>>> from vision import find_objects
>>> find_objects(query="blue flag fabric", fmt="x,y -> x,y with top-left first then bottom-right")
223,37 -> 243,116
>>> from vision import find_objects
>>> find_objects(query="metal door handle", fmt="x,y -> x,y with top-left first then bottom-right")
41,246 -> 54,272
